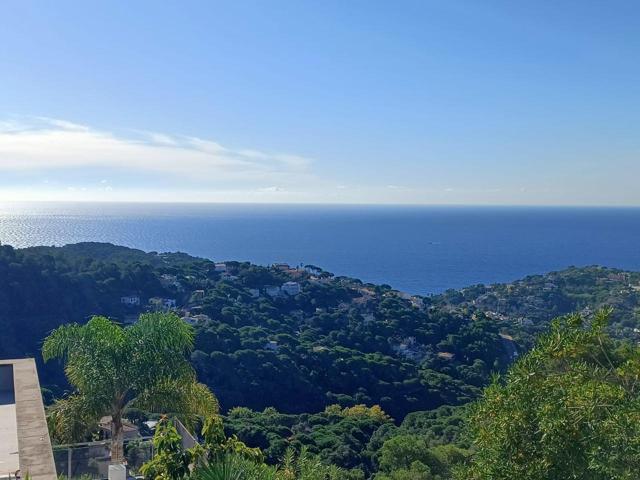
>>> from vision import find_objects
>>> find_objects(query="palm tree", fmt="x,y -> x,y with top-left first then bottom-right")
43,313 -> 218,463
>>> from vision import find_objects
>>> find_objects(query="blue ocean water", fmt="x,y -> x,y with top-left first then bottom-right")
0,202 -> 639,295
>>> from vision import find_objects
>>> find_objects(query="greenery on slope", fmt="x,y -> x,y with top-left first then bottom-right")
458,309 -> 640,479
436,265 -> 640,345
3,242 -> 640,478
221,403 -> 468,477
0,242 -> 510,419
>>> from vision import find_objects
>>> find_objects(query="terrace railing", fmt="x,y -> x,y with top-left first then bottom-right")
52,437 -> 154,480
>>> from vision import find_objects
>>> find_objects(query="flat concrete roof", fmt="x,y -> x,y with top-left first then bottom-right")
0,403 -> 19,477
0,359 -> 56,480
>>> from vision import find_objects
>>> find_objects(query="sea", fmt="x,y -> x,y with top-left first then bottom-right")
0,202 -> 639,295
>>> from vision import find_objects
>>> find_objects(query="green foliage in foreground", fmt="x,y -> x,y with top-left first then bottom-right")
43,314 -> 218,462
142,416 -> 363,480
375,436 -> 468,480
223,403 -> 469,476
458,308 -> 640,480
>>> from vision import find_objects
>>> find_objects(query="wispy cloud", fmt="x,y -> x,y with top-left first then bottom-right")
0,117 -> 313,185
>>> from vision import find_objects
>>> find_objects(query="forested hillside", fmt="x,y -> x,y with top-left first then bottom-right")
0,242 -> 509,420
3,242 -> 640,478
2,243 -> 639,412
435,265 -> 640,347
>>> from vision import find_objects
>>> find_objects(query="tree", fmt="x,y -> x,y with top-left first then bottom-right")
43,313 -> 218,463
458,309 -> 640,480
377,435 -> 443,476
139,416 -> 194,480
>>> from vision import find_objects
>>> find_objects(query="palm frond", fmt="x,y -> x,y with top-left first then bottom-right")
46,393 -> 102,443
42,323 -> 83,362
131,378 -> 219,428
129,312 -> 194,353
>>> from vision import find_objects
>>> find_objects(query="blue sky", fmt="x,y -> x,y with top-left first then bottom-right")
0,0 -> 638,204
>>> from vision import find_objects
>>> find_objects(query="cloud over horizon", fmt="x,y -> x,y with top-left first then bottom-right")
1,117 -> 637,206
0,117 -> 314,187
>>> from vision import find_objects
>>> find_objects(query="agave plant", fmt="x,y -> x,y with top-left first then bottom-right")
191,456 -> 278,480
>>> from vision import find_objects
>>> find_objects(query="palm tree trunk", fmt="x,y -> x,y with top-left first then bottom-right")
110,413 -> 125,464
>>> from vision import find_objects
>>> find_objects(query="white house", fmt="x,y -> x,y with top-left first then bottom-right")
163,298 -> 177,309
160,274 -> 179,288
191,290 -> 205,302
149,297 -> 177,311
214,263 -> 227,272
281,281 -> 301,296
264,340 -> 279,352
265,285 -> 282,297
121,295 -> 140,306
393,337 -> 425,362
182,313 -> 210,325
248,288 -> 260,298
410,297 -> 425,310
272,263 -> 291,271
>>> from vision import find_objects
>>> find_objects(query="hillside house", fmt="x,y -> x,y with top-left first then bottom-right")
191,290 -> 205,302
410,297 -> 425,309
159,274 -> 180,288
265,285 -> 282,297
282,281 -> 301,296
120,295 -> 140,306
393,337 -> 426,362
214,263 -> 227,272
99,416 -> 140,440
149,297 -> 177,311
305,265 -> 323,275
181,313 -> 210,326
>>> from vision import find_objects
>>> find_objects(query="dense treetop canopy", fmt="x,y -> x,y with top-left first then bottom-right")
2,242 -> 640,478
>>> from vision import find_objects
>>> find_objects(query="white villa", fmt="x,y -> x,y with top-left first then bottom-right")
265,285 -> 282,297
191,290 -> 205,302
120,295 -> 140,306
272,263 -> 291,271
282,281 -> 301,296
149,297 -> 177,311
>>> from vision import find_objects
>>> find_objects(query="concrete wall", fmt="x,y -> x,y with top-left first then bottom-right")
0,359 -> 57,480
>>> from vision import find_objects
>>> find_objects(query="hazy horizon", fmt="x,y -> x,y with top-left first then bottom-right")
3,200 -> 640,209
1,1 -> 639,205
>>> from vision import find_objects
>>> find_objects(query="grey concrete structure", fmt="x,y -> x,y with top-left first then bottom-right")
0,359 -> 56,480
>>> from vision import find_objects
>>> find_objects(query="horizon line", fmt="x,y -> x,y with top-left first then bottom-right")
1,199 -> 640,209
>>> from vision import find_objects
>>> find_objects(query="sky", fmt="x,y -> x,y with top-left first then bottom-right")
0,0 -> 639,205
